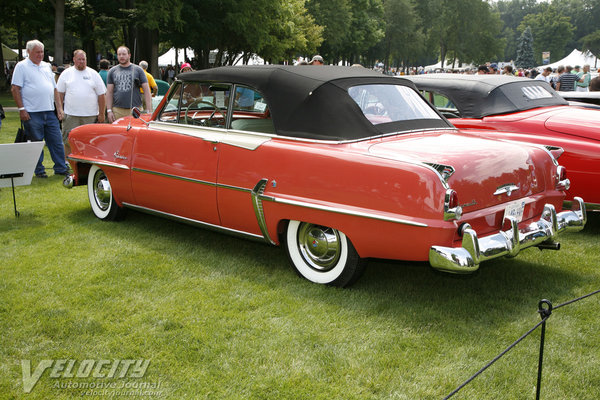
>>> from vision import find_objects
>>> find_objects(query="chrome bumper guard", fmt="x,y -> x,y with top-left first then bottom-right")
429,197 -> 587,274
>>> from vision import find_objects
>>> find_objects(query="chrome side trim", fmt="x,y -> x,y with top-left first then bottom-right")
132,167 -> 252,193
67,156 -> 129,170
132,167 -> 216,187
259,194 -> 428,227
251,179 -> 276,244
429,197 -> 587,273
121,202 -> 266,242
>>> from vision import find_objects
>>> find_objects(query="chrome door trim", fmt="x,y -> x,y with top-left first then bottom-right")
132,167 -> 217,187
67,156 -> 130,170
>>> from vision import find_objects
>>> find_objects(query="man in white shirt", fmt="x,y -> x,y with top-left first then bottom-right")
57,49 -> 106,156
11,39 -> 69,177
535,67 -> 553,83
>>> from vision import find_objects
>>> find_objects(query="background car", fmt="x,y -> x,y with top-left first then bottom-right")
405,73 -> 600,211
64,66 -> 585,286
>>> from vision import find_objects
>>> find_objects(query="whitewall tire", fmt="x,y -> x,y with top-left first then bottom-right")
285,220 -> 366,287
87,164 -> 125,221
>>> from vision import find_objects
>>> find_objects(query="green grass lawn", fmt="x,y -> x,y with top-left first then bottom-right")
1,110 -> 599,399
0,90 -> 17,108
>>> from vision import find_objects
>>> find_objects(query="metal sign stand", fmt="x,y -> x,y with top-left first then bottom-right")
1,173 -> 24,217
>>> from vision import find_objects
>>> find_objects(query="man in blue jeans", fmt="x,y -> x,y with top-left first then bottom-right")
11,39 -> 69,178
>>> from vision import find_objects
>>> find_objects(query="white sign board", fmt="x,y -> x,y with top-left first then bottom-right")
0,141 -> 45,188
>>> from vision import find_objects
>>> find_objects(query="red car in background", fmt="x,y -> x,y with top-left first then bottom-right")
63,66 -> 586,286
406,74 -> 600,211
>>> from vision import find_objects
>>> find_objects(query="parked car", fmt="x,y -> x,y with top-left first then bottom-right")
405,74 -> 600,211
558,90 -> 600,109
64,66 -> 586,286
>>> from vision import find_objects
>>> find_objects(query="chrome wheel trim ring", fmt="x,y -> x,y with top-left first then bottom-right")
297,223 -> 341,272
93,170 -> 111,211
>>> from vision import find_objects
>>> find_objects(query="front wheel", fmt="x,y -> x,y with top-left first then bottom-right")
87,164 -> 125,221
285,220 -> 366,287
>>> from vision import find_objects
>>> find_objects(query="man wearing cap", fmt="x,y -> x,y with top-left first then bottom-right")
309,55 -> 324,65
106,46 -> 152,122
477,65 -> 489,75
11,39 -> 69,178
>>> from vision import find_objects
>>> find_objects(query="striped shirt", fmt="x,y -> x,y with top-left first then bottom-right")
557,73 -> 578,92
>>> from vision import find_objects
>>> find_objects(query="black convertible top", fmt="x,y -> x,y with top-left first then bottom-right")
176,65 -> 451,140
403,74 -> 568,119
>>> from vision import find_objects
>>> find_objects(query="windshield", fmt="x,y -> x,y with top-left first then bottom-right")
348,84 -> 442,125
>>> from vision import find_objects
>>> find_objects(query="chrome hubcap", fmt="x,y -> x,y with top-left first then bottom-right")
93,171 -> 111,211
297,223 -> 341,271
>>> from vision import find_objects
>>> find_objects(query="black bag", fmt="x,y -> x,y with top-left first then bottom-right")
14,122 -> 28,143
0,104 -> 5,120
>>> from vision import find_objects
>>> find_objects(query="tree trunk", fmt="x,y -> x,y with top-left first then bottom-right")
0,30 -> 6,90
54,0 -> 65,65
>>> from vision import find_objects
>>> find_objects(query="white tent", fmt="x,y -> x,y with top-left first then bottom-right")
538,49 -> 598,70
424,60 -> 474,72
158,48 -> 195,66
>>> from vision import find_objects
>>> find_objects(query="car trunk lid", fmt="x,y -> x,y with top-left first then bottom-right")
368,132 -> 549,213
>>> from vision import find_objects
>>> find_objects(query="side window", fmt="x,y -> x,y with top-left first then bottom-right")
229,85 -> 275,134
180,82 -> 230,128
427,91 -> 457,112
157,82 -> 182,123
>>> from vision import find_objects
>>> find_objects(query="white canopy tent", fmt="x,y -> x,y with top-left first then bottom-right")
538,49 -> 598,70
158,48 -> 265,67
424,60 -> 474,72
158,48 -> 195,66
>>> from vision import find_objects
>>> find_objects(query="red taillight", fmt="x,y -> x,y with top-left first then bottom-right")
448,190 -> 459,209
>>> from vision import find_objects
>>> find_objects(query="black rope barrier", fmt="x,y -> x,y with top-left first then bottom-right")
443,289 -> 599,400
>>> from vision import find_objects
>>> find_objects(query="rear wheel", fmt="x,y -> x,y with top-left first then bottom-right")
285,220 -> 366,287
87,164 -> 125,221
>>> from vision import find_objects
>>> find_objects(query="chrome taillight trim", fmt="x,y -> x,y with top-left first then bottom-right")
556,166 -> 570,191
443,189 -> 462,221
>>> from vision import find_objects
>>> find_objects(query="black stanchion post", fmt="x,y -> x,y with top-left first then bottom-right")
536,299 -> 553,400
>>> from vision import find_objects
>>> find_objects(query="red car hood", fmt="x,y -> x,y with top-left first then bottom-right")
368,132 -> 550,212
544,107 -> 600,141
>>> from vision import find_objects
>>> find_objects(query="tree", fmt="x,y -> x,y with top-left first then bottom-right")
518,4 -> 574,64
306,0 -> 352,62
417,0 -> 504,68
581,30 -> 600,67
515,26 -> 535,68
379,0 -> 424,71
492,0 -> 541,61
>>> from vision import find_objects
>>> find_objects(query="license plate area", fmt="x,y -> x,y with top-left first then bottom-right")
504,200 -> 526,223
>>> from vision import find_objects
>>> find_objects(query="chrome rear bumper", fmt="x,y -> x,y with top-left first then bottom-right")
429,197 -> 587,273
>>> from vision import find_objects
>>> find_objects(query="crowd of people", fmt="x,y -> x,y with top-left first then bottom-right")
7,39 -> 178,178
401,62 -> 599,92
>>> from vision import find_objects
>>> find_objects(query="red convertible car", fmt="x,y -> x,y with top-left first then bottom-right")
405,74 -> 600,211
64,66 -> 586,286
